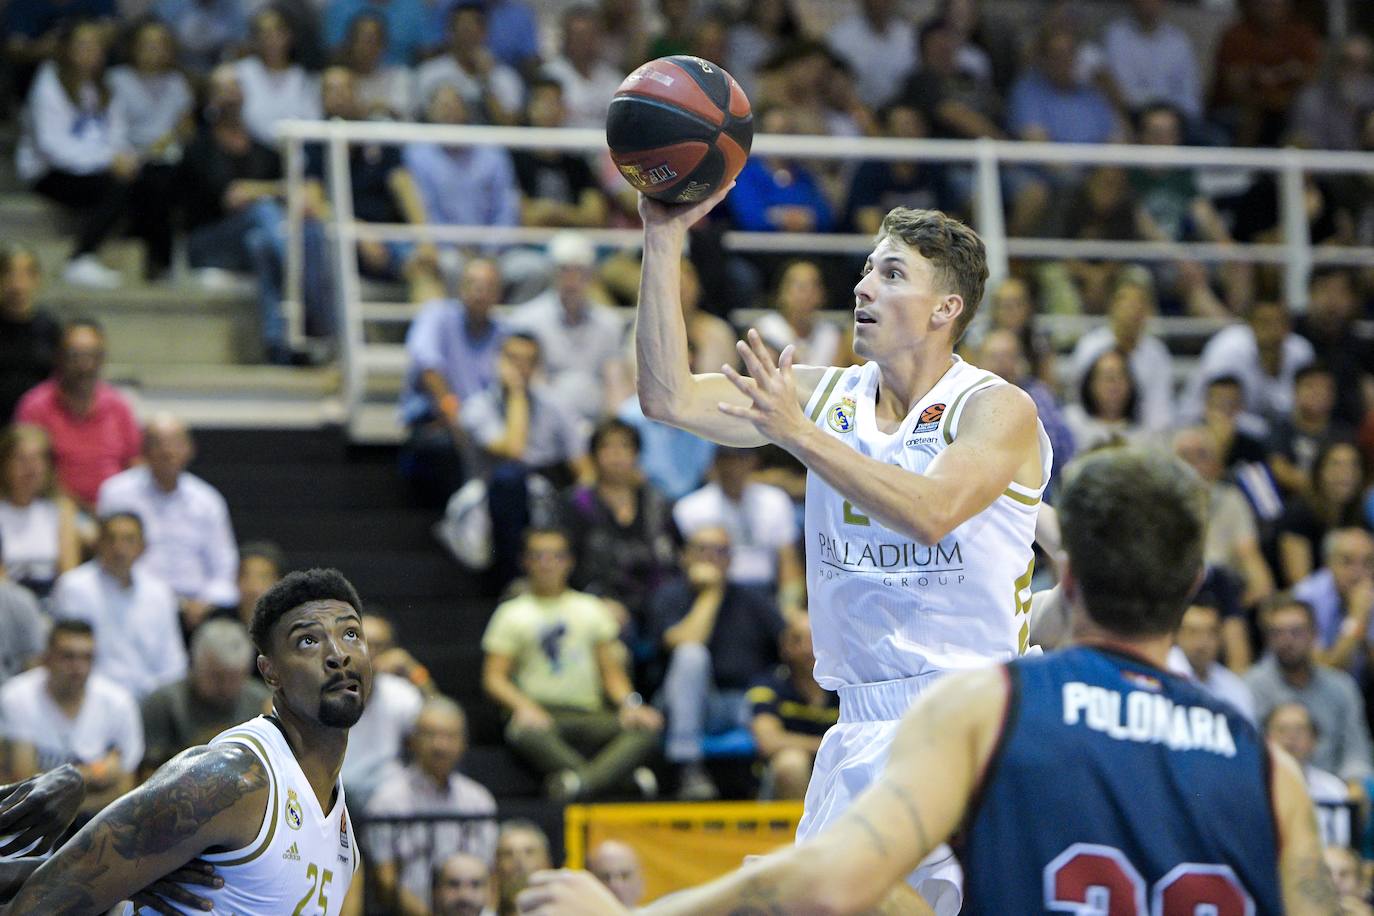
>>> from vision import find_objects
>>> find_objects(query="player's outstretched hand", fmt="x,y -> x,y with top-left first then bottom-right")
638,181 -> 735,237
719,329 -> 809,450
127,858 -> 223,914
517,869 -> 631,915
0,764 -> 85,856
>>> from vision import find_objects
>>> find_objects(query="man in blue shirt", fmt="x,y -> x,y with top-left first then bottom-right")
1005,24 -> 1123,236
399,257 -> 507,505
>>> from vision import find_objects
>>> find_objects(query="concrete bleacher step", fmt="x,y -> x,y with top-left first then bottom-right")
45,283 -> 260,364
196,461 -> 410,511
232,507 -> 438,553
0,190 -> 76,236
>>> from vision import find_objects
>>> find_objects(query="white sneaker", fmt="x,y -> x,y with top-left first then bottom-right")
63,255 -> 122,289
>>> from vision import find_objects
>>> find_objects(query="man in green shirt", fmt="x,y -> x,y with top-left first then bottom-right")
481,527 -> 662,800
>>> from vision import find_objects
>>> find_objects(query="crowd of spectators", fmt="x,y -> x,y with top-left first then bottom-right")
3,0 -> 1374,910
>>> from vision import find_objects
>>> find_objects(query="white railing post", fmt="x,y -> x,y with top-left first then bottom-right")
1279,150 -> 1313,311
974,136 -> 1010,294
325,124 -> 366,417
284,137 -> 305,348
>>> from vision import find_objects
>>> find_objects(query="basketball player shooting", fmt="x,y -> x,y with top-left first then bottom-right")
519,450 -> 1337,915
634,184 -> 1050,911
0,569 -> 370,915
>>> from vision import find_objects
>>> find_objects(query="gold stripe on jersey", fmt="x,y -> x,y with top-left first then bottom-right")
808,368 -> 843,422
214,733 -> 280,867
1013,559 -> 1035,654
1002,486 -> 1041,507
941,373 -> 997,445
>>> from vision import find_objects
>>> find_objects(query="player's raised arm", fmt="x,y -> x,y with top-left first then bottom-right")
1270,745 -> 1342,915
0,743 -> 267,914
636,189 -> 826,447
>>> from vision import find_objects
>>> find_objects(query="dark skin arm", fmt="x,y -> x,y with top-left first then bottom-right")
0,744 -> 267,915
0,763 -> 85,857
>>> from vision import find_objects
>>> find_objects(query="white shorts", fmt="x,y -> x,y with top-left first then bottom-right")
796,673 -> 963,916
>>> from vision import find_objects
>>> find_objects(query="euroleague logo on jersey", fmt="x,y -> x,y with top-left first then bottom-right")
905,402 -> 946,447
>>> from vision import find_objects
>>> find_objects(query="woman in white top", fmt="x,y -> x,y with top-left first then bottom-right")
756,259 -> 853,368
1063,348 -> 1147,454
109,21 -> 194,162
106,19 -> 195,279
17,21 -> 147,289
0,424 -> 80,598
235,6 -> 320,144
338,12 -> 414,120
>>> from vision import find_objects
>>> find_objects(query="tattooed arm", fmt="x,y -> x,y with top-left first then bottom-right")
1270,744 -> 1341,915
0,743 -> 268,915
518,669 -> 1007,916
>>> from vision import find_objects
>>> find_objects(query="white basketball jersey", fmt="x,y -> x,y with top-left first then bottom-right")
803,357 -> 1053,689
148,715 -> 360,915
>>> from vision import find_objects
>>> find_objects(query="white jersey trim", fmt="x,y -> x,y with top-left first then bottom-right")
199,729 -> 278,866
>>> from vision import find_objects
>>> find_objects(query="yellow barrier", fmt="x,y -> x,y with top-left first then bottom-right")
564,801 -> 805,901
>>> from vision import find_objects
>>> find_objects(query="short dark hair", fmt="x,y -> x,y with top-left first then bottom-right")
521,526 -> 571,554
1205,374 -> 1243,393
98,511 -> 144,539
250,568 -> 363,652
1059,449 -> 1206,637
1078,348 -> 1139,422
1132,101 -> 1183,134
1260,593 -> 1317,629
590,418 -> 640,454
49,618 -> 94,646
240,540 -> 287,576
1294,361 -> 1334,386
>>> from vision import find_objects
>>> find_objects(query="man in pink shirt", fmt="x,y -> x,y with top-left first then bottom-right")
16,320 -> 140,510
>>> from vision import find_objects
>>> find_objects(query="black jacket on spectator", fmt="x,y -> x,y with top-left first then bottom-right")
560,482 -> 677,626
511,150 -> 598,208
647,578 -> 783,692
303,142 -> 404,224
177,127 -> 282,232
0,308 -> 58,422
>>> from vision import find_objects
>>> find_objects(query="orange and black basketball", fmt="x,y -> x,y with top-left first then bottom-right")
606,55 -> 752,204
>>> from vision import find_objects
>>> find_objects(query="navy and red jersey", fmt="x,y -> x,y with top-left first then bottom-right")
955,645 -> 1283,915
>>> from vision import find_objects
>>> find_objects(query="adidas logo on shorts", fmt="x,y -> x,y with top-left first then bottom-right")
283,841 -> 301,861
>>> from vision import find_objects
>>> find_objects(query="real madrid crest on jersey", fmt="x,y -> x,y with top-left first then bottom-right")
285,788 -> 304,830
828,397 -> 856,433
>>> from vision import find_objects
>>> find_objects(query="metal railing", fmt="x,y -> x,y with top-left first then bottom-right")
276,120 -> 1374,431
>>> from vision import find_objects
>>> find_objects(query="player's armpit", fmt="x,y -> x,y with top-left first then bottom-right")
1271,745 -> 1341,915
0,743 -> 268,915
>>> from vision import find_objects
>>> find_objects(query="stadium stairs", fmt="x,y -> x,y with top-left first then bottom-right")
190,428 -> 546,800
